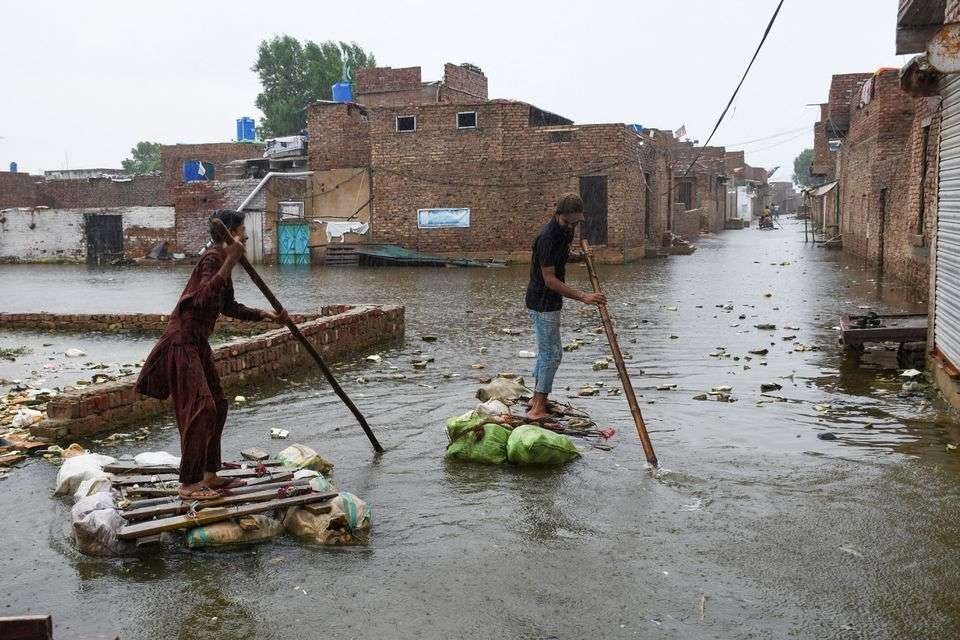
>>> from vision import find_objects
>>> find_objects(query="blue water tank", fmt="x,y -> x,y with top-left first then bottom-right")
236,117 -> 256,142
332,82 -> 353,103
8,162 -> 16,173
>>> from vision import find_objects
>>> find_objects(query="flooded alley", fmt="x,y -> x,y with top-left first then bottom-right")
3,219 -> 960,639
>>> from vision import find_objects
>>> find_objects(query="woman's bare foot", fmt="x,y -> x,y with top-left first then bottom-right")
178,483 -> 222,501
208,476 -> 247,490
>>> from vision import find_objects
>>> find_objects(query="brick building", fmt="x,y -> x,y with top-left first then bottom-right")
809,68 -> 938,292
309,96 -> 666,263
894,0 -> 960,411
159,142 -> 264,203
671,143 -> 733,233
302,60 -> 756,263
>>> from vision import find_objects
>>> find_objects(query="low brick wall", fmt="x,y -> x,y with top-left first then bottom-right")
671,206 -> 702,241
31,304 -> 404,439
0,308 -> 353,336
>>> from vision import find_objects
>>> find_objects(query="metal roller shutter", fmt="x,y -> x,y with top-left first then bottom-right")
936,74 -> 960,367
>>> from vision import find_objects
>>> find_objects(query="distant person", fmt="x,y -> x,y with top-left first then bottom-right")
135,210 -> 288,500
525,193 -> 606,421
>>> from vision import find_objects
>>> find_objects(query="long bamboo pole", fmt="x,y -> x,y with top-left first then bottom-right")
211,219 -> 384,453
580,239 -> 658,466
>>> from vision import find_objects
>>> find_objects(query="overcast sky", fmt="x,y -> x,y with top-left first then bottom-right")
2,0 -> 908,181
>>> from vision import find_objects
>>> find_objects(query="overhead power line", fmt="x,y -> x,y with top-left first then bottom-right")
721,124 -> 809,147
679,0 -> 785,179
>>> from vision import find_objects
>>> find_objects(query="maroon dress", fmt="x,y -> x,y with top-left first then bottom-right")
136,246 -> 262,484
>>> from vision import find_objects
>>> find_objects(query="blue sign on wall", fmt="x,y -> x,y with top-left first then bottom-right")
417,208 -> 470,229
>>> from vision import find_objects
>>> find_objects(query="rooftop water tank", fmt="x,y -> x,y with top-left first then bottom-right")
236,117 -> 256,142
331,82 -> 353,103
9,162 -> 17,173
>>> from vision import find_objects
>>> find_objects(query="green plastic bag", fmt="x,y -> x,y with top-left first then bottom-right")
446,411 -> 489,441
445,423 -> 510,465
506,424 -> 580,465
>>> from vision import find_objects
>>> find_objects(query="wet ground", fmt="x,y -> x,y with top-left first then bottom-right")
3,218 -> 960,640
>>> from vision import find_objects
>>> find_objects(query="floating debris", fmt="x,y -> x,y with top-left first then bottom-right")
656,384 -> 677,391
577,387 -> 600,397
517,350 -> 536,358
421,336 -> 438,342
817,432 -> 838,440
592,360 -> 609,371
501,328 -> 522,336
270,428 -> 290,439
755,324 -> 777,330
900,369 -> 922,378
748,348 -> 768,356
760,383 -> 782,392
365,355 -> 382,363
234,395 -> 247,403
65,348 -> 86,358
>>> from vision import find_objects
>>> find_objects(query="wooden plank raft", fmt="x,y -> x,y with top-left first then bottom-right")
110,466 -> 288,486
121,480 -> 314,521
120,472 -> 296,509
118,490 -> 338,539
104,459 -> 282,475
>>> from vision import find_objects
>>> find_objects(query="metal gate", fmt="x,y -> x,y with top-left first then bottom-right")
579,175 -> 608,245
936,74 -> 960,367
278,222 -> 310,265
84,213 -> 123,265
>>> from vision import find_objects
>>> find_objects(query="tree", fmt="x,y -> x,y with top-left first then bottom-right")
252,36 -> 376,138
121,141 -> 162,174
792,148 -> 815,188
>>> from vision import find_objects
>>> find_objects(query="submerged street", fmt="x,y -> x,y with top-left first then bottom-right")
3,219 -> 959,639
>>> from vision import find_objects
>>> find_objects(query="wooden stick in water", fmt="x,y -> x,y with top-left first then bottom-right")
211,218 -> 384,453
580,239 -> 658,466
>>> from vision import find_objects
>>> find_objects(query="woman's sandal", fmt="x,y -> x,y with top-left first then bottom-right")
178,486 -> 222,501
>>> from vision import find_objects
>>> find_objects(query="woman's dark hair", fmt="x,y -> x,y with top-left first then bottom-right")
555,192 -> 584,215
208,209 -> 245,239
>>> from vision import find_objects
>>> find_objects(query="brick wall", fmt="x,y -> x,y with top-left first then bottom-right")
160,143 -> 263,204
354,66 -> 429,107
441,63 -> 488,101
640,129 -> 675,246
0,206 -> 174,263
835,70 -> 935,294
366,100 -> 650,263
307,103 -> 371,171
670,203 -> 700,240
0,173 -> 163,209
34,304 -> 405,439
828,73 -> 873,132
0,310 -> 327,334
0,171 -> 41,207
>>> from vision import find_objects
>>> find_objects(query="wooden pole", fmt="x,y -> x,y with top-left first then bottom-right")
580,239 -> 658,466
211,219 -> 384,453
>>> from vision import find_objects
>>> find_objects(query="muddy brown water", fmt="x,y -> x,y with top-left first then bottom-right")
2,219 -> 960,639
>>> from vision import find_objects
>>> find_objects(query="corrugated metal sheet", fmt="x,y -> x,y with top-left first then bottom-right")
810,180 -> 839,197
935,75 -> 960,368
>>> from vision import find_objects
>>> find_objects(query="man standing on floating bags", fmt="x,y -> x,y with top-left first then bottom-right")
525,193 -> 606,420
136,210 -> 288,500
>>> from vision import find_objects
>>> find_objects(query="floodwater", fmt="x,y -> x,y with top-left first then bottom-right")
3,218 -> 960,640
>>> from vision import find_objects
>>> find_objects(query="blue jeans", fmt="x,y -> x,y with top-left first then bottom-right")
528,309 -> 562,394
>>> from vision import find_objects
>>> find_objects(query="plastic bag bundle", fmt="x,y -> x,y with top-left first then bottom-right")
133,451 -> 181,467
55,453 -> 116,497
275,444 -> 334,475
71,491 -> 133,557
283,492 -> 371,545
185,515 -> 283,548
445,422 -> 511,465
506,425 -> 580,466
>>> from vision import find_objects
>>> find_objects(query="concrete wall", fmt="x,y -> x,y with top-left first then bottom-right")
32,304 -> 405,439
0,206 -> 174,263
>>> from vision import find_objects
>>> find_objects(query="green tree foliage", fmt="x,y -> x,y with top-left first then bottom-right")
792,148 -> 815,188
252,36 -> 376,137
121,141 -> 162,174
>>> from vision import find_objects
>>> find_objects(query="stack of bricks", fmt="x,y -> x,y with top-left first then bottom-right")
40,175 -> 164,208
34,305 -> 404,439
307,103 -> 371,171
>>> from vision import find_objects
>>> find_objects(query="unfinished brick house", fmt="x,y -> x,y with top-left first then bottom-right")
307,62 -> 687,263
671,143 -> 732,233
811,69 -> 939,293
355,63 -> 488,108
160,142 -> 264,203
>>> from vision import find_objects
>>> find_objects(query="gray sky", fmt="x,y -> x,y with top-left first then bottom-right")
3,0 -> 908,181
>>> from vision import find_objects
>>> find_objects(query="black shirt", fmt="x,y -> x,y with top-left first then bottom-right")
526,218 -> 574,312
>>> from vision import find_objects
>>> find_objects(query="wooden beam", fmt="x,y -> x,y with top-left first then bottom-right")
118,491 -> 338,539
121,472 -> 296,510
121,482 -> 311,521
0,615 -> 52,640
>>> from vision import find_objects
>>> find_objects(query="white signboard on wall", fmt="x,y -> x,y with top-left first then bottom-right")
417,207 -> 470,229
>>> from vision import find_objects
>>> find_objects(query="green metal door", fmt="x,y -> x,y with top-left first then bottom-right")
278,223 -> 310,265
